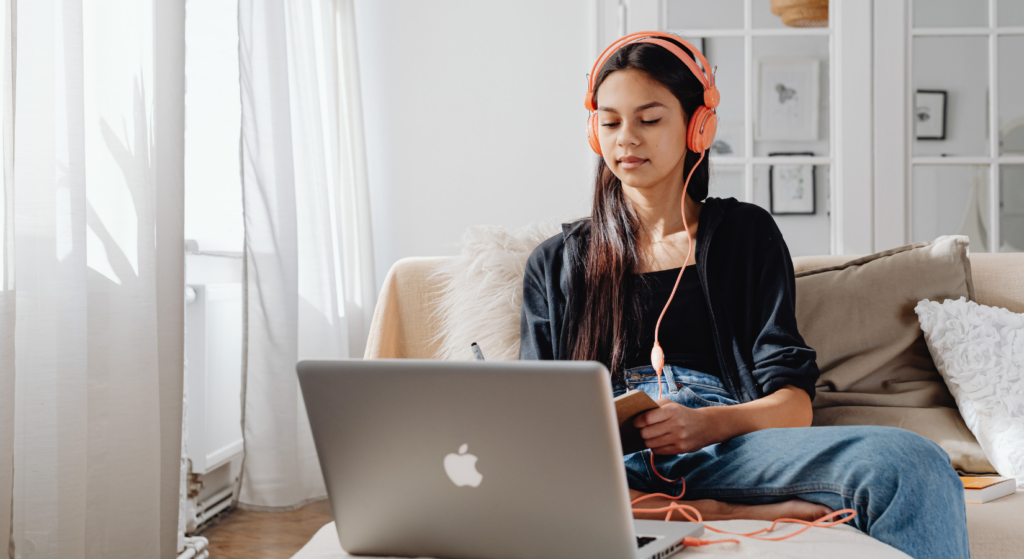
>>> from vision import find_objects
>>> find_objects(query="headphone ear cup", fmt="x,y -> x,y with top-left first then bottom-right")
587,113 -> 602,155
686,106 -> 718,154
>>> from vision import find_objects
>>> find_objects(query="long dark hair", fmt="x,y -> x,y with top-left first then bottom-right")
567,38 -> 711,380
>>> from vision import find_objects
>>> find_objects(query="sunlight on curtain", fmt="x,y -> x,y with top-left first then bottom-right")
238,0 -> 376,509
82,1 -> 162,555
12,3 -> 91,557
6,0 -> 184,556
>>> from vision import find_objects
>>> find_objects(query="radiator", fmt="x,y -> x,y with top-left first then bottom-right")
185,283 -> 244,475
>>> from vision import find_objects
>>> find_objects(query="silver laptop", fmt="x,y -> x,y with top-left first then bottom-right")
297,358 -> 702,559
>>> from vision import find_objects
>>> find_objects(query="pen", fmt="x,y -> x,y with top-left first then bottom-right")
470,342 -> 486,361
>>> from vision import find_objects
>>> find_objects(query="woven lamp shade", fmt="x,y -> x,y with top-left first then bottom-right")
771,0 -> 828,28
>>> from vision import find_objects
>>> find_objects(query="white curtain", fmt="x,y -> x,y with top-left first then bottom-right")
0,0 -> 13,554
0,0 -> 185,557
238,0 -> 376,509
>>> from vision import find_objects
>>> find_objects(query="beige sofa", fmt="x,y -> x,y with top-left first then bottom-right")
362,252 -> 1024,559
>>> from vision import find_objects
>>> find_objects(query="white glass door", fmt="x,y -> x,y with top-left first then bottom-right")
617,0 -> 837,256
908,0 -> 1024,253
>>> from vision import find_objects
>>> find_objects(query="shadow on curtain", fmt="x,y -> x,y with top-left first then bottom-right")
237,0 -> 376,510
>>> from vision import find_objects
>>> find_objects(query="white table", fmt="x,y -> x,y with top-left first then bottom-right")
291,519 -> 910,559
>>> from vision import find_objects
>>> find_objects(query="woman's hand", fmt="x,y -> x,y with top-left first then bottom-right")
634,386 -> 814,455
633,399 -> 722,454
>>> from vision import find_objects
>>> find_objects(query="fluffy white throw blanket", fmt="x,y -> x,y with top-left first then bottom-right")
429,222 -> 562,361
916,297 -> 1024,487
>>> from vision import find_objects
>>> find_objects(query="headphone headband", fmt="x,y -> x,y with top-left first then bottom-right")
584,31 -> 717,112
583,30 -> 720,156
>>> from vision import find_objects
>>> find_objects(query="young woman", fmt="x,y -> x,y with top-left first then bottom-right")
519,33 -> 970,558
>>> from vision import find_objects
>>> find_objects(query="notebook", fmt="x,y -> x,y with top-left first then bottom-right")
960,476 -> 1017,504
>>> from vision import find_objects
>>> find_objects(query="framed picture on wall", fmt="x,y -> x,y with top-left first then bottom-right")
769,152 -> 815,215
756,58 -> 820,141
915,89 -> 947,140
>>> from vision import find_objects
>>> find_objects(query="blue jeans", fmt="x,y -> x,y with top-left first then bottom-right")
614,365 -> 970,559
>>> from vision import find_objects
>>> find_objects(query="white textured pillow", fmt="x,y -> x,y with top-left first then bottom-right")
429,222 -> 562,361
915,297 -> 1024,487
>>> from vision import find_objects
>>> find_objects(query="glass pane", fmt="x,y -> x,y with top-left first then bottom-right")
912,165 -> 989,251
701,37 -> 744,157
753,36 -> 830,157
185,0 -> 243,252
999,0 -> 1024,26
912,37 -> 988,157
999,36 -> 1024,155
1001,165 -> 1024,252
708,165 -> 744,201
753,163 -> 830,257
752,0 -> 787,29
913,0 -> 988,28
666,0 -> 743,30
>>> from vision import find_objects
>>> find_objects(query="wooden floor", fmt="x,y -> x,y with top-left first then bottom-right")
202,499 -> 334,559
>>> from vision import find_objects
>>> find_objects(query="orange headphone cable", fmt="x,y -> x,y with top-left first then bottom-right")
630,451 -> 857,546
649,150 -> 703,398
634,151 -> 858,547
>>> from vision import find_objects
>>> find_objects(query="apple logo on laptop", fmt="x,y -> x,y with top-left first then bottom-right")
444,443 -> 482,487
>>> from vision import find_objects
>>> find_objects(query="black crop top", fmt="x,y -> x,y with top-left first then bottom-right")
622,264 -> 721,377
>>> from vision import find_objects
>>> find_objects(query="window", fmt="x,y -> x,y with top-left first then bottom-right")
909,0 -> 1024,253
184,0 -> 243,257
658,0 -> 836,256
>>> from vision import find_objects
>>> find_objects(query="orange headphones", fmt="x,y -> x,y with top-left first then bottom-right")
584,31 -> 720,156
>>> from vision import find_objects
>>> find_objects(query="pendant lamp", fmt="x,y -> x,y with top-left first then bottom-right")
770,0 -> 829,28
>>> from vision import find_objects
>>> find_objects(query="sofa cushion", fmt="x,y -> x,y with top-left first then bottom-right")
794,235 -> 995,473
916,297 -> 1024,486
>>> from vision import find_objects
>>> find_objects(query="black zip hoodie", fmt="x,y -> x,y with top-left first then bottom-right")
518,196 -> 820,403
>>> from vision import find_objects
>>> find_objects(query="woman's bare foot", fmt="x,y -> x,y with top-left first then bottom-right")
704,498 -> 835,522
629,489 -> 833,522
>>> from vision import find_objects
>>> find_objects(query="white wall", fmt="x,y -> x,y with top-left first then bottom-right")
354,1 -> 596,291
